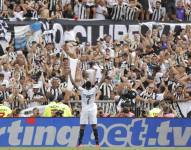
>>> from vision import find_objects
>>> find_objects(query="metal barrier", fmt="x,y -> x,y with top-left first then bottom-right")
69,99 -> 191,118
70,100 -> 117,115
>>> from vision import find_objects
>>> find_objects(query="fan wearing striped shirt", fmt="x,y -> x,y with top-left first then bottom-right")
7,87 -> 26,110
111,0 -> 126,20
124,0 -> 140,21
137,84 -> 157,110
0,84 -> 9,104
74,0 -> 90,19
48,0 -> 58,17
99,76 -> 114,100
185,1 -> 191,21
46,77 -> 63,102
172,85 -> 191,117
151,0 -> 166,21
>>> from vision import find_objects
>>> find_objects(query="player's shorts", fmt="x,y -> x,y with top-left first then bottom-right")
80,109 -> 97,125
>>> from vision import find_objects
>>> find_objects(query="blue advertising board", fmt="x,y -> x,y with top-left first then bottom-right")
0,118 -> 190,147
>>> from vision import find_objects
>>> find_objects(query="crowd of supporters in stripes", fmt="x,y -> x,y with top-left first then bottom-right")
0,0 -> 191,118
0,0 -> 191,21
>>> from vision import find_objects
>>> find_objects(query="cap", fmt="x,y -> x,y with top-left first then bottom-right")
33,84 -> 41,89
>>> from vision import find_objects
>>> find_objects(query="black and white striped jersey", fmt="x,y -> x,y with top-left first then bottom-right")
99,83 -> 114,100
74,3 -> 89,19
124,5 -> 138,21
111,4 -> 126,20
186,9 -> 191,21
152,7 -> 166,21
46,87 -> 63,101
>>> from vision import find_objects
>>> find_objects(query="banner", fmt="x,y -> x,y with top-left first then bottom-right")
3,20 -> 191,47
0,118 -> 191,147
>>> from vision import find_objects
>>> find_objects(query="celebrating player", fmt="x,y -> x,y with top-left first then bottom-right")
69,69 -> 106,149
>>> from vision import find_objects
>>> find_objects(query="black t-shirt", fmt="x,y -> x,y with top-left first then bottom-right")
138,0 -> 149,10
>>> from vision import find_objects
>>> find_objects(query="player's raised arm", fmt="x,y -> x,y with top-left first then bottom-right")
69,70 -> 79,90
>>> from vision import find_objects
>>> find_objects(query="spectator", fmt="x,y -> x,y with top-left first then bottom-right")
97,106 -> 110,117
0,73 -> 9,88
151,0 -> 166,21
12,3 -> 27,21
12,108 -> 21,117
115,106 -> 135,117
111,0 -> 126,20
31,107 -> 41,117
63,4 -> 75,18
74,0 -> 90,19
138,0 -> 150,20
99,76 -> 114,100
162,0 -> 176,20
176,0 -> 186,21
7,87 -> 26,110
27,84 -> 46,108
124,0 -> 140,21
116,84 -> 137,113
0,98 -> 12,117
95,0 -> 108,20
46,77 -> 64,101
162,104 -> 177,118
0,0 -> 191,118
48,0 -> 58,17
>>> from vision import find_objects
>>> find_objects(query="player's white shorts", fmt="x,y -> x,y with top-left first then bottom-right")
80,109 -> 97,125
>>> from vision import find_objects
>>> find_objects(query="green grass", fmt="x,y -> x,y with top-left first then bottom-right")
0,148 -> 190,150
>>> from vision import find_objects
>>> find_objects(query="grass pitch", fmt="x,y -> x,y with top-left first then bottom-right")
0,148 -> 190,150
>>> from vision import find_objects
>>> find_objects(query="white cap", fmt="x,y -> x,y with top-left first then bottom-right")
33,84 -> 41,89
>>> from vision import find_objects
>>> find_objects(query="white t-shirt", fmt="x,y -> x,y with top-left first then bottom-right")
96,5 -> 108,20
79,86 -> 97,111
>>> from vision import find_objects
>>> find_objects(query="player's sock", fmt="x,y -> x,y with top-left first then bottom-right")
78,128 -> 85,145
93,128 -> 99,145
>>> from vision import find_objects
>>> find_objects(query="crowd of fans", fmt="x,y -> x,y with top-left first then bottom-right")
0,0 -> 191,118
1,0 -> 191,21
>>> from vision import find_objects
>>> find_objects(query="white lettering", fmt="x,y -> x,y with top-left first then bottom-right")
22,127 -> 34,145
173,127 -> 191,146
99,26 -> 104,39
73,26 -> 87,39
52,23 -> 64,49
7,121 -> 23,146
114,25 -> 127,41
157,121 -> 172,146
0,127 -> 6,138
34,126 -> 56,145
87,26 -> 92,44
57,126 -> 79,146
